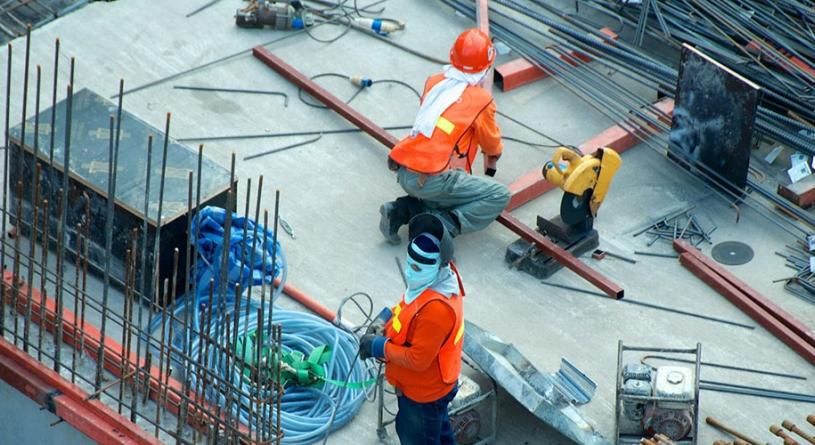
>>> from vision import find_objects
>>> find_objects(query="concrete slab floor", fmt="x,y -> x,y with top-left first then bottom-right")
0,1 -> 813,445
0,377 -> 95,445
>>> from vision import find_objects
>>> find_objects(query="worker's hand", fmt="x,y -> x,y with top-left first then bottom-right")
359,334 -> 388,361
484,154 -> 500,177
365,307 -> 393,335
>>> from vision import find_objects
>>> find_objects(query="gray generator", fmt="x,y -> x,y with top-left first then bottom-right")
614,341 -> 701,444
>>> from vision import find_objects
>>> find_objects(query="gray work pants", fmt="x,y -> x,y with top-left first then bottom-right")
397,167 -> 510,236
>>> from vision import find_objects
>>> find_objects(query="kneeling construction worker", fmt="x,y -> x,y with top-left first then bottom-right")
379,28 -> 510,244
361,213 -> 465,444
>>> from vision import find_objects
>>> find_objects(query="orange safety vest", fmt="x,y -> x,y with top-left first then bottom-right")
389,74 -> 494,175
384,264 -> 466,385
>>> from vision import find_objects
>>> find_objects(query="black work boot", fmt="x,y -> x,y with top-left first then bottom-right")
379,196 -> 423,245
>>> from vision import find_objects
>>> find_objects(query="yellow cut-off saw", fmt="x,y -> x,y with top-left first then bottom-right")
504,146 -> 621,278
542,146 -> 622,232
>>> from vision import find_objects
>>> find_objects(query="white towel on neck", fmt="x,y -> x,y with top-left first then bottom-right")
410,65 -> 488,138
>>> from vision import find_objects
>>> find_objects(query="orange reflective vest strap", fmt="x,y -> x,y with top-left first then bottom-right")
384,266 -> 465,385
449,262 -> 466,297
389,74 -> 494,175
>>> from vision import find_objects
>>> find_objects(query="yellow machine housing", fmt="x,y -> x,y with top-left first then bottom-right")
542,147 -> 622,217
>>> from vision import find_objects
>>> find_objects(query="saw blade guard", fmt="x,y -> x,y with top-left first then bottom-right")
543,146 -> 622,219
589,148 -> 622,216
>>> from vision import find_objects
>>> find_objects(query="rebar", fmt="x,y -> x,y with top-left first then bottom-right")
445,0 -> 815,239
1,41 -> 11,337
0,27 -> 299,445
173,85 -> 290,106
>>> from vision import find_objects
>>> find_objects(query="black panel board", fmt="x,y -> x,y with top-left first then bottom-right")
8,88 -> 234,303
668,44 -> 761,193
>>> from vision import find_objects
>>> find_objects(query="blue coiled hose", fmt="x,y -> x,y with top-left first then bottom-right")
148,207 -> 374,444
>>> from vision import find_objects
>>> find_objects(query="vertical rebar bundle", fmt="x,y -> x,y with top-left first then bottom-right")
0,32 -> 290,445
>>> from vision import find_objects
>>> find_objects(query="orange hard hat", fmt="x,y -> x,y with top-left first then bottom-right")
449,28 -> 495,73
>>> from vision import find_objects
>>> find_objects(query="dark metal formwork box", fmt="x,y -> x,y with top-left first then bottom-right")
9,88 -> 234,303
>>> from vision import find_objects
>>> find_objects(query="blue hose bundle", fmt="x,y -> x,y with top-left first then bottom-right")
149,206 -> 373,444
190,206 -> 287,303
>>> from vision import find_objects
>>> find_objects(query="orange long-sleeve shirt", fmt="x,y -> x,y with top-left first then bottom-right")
460,98 -> 503,158
384,300 -> 457,403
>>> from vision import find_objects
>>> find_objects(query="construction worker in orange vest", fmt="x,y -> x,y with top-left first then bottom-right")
360,213 -> 464,445
379,28 -> 510,244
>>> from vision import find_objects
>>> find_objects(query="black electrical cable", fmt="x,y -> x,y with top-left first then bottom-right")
307,9 -> 354,43
496,110 -> 569,148
297,73 -> 367,108
125,1 -> 394,98
321,291 -> 379,445
114,26 -> 325,98
298,72 -> 570,149
354,0 -> 387,16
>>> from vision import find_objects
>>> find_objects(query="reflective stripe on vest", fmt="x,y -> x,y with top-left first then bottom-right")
389,74 -> 494,175
384,265 -> 466,385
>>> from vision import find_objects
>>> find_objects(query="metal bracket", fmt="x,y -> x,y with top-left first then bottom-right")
43,389 -> 61,414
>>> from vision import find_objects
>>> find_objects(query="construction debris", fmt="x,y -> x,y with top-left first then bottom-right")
463,321 -> 607,445
778,244 -> 815,304
637,209 -> 715,248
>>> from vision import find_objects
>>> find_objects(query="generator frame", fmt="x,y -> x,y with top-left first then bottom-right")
614,340 -> 702,445
376,357 -> 498,445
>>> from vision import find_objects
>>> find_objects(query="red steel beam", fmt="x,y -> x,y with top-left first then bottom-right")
1,272 -> 246,439
0,336 -> 160,445
497,212 -> 622,298
674,240 -> 815,347
282,281 -> 338,323
251,46 -> 399,148
494,27 -> 619,92
494,58 -> 547,92
253,46 -> 624,298
506,97 -> 675,212
677,253 -> 815,365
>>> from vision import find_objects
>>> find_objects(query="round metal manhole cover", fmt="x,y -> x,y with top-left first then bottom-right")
711,241 -> 754,266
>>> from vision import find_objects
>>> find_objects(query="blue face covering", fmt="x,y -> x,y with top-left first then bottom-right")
404,237 -> 441,304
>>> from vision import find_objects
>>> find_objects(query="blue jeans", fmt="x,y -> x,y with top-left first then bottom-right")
395,387 -> 458,445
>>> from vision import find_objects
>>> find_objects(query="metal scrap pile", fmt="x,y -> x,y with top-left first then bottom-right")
633,207 -> 715,248
778,243 -> 815,304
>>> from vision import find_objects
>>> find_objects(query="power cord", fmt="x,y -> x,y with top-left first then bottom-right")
298,72 -> 574,150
